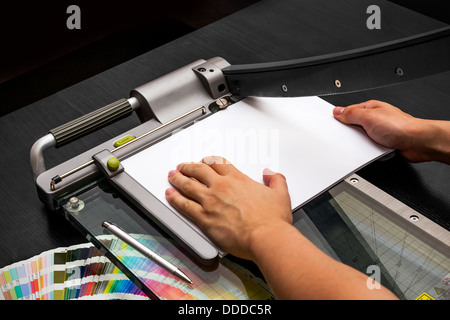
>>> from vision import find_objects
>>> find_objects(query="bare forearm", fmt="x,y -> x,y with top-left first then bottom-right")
415,119 -> 450,165
249,223 -> 398,300
166,156 -> 399,299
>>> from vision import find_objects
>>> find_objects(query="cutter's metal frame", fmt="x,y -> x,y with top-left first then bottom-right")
31,57 -> 232,263
30,29 -> 450,263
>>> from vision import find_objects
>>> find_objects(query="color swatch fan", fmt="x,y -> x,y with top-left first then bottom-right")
0,233 -> 274,300
0,241 -> 148,300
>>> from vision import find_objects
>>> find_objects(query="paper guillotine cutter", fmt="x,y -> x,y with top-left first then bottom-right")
30,28 -> 450,299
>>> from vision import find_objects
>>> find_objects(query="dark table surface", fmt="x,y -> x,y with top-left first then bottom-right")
1,0 -> 449,269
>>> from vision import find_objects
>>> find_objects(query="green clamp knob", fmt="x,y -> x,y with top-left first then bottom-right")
107,157 -> 120,171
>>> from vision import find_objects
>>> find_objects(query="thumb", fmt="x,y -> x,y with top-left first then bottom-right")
333,104 -> 368,126
262,168 -> 289,194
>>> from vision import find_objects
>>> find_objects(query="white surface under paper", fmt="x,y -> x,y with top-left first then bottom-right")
122,96 -> 390,211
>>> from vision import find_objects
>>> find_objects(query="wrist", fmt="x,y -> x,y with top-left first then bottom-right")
246,220 -> 297,263
413,119 -> 450,164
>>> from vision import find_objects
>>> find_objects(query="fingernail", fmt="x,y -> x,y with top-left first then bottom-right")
168,170 -> 177,177
333,106 -> 345,115
263,168 -> 275,176
165,188 -> 174,196
176,163 -> 182,170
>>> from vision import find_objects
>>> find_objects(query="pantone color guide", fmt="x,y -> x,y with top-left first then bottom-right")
0,240 -> 148,300
0,234 -> 273,300
107,233 -> 273,300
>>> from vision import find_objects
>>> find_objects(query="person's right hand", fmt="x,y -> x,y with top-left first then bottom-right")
333,100 -> 450,164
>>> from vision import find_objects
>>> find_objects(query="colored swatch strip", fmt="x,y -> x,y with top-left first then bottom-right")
0,242 -> 149,300
1,234 -> 274,300
105,234 -> 274,300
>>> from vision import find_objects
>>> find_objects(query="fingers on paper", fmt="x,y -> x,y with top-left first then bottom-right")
201,156 -> 237,175
167,169 -> 207,203
333,99 -> 385,123
263,168 -> 290,198
333,100 -> 378,126
177,162 -> 216,187
165,188 -> 204,222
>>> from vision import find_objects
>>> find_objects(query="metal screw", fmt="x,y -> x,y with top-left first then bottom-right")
70,197 -> 80,209
215,98 -> 229,109
281,85 -> 288,92
66,196 -> 85,213
335,80 -> 342,88
197,67 -> 206,72
395,67 -> 404,77
350,178 -> 359,184
410,215 -> 419,222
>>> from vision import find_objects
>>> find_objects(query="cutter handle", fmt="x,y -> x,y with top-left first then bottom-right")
50,98 -> 135,147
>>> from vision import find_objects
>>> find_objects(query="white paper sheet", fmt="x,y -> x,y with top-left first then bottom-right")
122,96 -> 390,211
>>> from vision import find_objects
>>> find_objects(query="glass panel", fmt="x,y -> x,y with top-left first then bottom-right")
57,177 -> 274,300
302,184 -> 450,300
58,177 -> 450,300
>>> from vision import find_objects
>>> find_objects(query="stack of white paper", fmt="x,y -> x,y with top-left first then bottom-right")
122,96 -> 390,211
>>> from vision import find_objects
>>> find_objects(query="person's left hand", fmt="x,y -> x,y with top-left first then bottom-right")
165,156 -> 292,260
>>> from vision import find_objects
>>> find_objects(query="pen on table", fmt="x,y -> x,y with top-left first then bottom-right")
102,221 -> 194,285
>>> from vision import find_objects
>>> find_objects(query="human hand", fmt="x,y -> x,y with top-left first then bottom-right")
333,100 -> 434,163
165,156 -> 292,260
